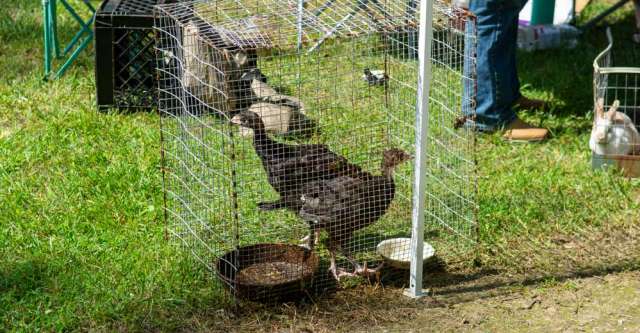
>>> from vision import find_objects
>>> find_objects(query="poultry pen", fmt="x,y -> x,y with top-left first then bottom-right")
591,28 -> 640,177
155,0 -> 478,303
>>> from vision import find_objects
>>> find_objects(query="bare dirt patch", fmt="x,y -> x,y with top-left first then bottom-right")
400,271 -> 640,332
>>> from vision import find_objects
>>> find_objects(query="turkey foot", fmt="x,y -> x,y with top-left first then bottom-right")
328,264 -> 381,280
328,255 -> 384,280
344,254 -> 384,279
328,260 -> 356,280
257,200 -> 286,211
353,262 -> 384,278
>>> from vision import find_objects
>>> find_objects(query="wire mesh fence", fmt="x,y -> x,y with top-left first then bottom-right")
592,28 -> 640,177
155,0 -> 477,303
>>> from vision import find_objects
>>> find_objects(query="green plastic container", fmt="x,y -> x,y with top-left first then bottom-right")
531,0 -> 556,25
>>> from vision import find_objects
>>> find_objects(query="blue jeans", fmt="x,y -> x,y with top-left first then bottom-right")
465,0 -> 528,131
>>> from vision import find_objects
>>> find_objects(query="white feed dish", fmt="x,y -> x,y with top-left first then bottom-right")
376,238 -> 435,269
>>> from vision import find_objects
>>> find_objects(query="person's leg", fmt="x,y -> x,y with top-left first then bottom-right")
506,2 -> 523,105
466,0 -> 523,131
463,0 -> 548,141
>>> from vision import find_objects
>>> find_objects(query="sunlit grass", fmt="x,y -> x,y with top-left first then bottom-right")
1,0 -> 639,330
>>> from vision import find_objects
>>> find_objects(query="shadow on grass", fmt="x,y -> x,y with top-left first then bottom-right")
420,259 -> 640,308
0,259 -> 52,299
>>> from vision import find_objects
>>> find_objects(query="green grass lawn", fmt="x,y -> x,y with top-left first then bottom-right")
1,0 -> 640,331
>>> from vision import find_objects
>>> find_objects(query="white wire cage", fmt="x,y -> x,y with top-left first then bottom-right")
592,28 -> 640,177
154,0 -> 477,303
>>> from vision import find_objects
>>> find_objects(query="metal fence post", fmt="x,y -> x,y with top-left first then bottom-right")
405,0 -> 433,299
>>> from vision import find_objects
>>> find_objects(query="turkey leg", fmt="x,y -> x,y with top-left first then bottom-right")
327,242 -> 384,280
326,239 -> 354,280
328,250 -> 355,280
342,247 -> 384,278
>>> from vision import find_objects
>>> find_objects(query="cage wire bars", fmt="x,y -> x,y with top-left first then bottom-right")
155,0 -> 477,303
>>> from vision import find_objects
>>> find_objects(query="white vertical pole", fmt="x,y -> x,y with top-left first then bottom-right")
404,0 -> 433,299
296,0 -> 304,51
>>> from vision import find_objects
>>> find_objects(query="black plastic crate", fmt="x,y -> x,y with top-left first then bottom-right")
95,0 -> 180,111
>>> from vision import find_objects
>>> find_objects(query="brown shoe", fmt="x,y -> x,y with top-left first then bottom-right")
502,118 -> 549,142
514,96 -> 548,111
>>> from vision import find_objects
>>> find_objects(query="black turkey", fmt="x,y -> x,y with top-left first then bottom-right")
299,148 -> 412,280
230,111 -> 364,212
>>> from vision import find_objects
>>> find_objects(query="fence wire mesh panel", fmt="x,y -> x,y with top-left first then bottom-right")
592,28 -> 640,177
425,3 -> 478,253
155,0 -> 477,303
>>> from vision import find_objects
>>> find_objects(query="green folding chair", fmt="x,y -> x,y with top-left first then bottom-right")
42,0 -> 96,80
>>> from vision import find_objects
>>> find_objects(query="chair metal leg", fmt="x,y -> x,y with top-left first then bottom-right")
53,34 -> 93,79
51,0 -> 62,58
43,0 -> 52,79
42,0 -> 96,80
60,0 -> 95,56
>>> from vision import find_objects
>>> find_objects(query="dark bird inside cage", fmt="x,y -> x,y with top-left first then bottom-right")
362,68 -> 389,86
241,67 -> 268,84
230,111 -> 364,213
232,73 -> 317,138
299,148 -> 412,280
232,102 -> 316,138
243,68 -> 307,110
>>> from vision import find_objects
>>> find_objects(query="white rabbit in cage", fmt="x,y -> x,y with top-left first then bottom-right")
590,98 -> 640,156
